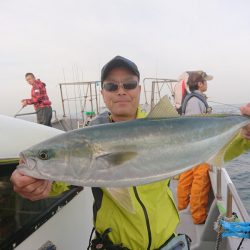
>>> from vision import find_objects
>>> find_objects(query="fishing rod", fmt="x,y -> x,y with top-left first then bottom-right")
14,106 -> 24,117
14,106 -> 37,118
207,100 -> 239,109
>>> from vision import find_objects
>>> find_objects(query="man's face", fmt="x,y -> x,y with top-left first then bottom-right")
198,81 -> 207,92
101,67 -> 141,120
25,75 -> 35,85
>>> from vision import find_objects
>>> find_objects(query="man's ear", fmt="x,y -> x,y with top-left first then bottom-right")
138,84 -> 141,93
197,82 -> 203,88
101,88 -> 107,105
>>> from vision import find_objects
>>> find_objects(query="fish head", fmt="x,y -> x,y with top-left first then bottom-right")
18,132 -> 93,180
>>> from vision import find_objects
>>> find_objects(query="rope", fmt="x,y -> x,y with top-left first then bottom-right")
220,220 -> 250,239
215,215 -> 223,250
215,215 -> 250,250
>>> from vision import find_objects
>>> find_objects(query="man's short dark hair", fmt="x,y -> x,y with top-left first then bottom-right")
187,80 -> 201,91
25,73 -> 35,78
187,71 -> 205,91
187,71 -> 210,91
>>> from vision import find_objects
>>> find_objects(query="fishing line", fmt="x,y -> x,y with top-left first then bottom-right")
208,100 -> 239,109
77,84 -> 84,121
63,69 -> 73,130
76,66 -> 84,121
72,66 -> 79,121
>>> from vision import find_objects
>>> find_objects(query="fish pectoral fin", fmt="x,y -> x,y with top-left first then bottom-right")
147,95 -> 179,118
96,151 -> 137,166
106,187 -> 135,213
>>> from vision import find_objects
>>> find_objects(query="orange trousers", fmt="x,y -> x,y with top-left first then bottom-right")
177,163 -> 211,224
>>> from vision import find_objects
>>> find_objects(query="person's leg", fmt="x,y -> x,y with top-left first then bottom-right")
44,107 -> 52,127
36,107 -> 52,126
190,163 -> 211,224
177,168 -> 194,210
36,108 -> 44,125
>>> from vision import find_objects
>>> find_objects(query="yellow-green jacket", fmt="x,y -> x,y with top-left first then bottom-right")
50,108 -> 250,249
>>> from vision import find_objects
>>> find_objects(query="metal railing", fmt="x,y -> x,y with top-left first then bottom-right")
216,167 -> 250,221
59,81 -> 101,118
142,78 -> 177,110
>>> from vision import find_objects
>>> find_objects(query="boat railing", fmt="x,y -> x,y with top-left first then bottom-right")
215,167 -> 250,221
142,78 -> 177,110
58,81 -> 101,118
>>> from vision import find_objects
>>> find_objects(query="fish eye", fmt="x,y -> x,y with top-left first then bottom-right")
38,150 -> 49,160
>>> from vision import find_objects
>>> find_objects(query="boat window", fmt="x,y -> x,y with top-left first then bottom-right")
0,161 -> 83,249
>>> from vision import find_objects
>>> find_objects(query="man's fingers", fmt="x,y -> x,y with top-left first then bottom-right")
29,182 -> 52,201
240,103 -> 250,116
10,169 -> 52,201
241,125 -> 250,140
14,181 -> 51,201
14,179 -> 46,193
10,170 -> 39,188
25,182 -> 52,201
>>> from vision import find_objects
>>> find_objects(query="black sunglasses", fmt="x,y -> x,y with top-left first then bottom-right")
103,81 -> 138,92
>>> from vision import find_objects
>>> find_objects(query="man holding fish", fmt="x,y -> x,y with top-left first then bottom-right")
11,56 -> 250,250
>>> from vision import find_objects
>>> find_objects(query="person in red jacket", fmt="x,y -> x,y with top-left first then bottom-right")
21,73 -> 52,126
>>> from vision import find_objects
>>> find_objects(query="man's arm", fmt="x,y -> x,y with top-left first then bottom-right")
23,82 -> 46,106
224,103 -> 250,162
240,103 -> 250,140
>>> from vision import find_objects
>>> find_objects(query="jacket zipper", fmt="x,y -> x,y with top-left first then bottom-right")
133,186 -> 152,250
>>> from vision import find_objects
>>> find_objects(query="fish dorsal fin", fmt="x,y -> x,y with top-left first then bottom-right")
106,187 -> 135,213
147,96 -> 179,118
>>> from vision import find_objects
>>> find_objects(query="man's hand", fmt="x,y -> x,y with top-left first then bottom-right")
21,99 -> 27,107
240,103 -> 250,140
10,169 -> 52,201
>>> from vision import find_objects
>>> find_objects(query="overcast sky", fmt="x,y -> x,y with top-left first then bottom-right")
1,0 -> 250,116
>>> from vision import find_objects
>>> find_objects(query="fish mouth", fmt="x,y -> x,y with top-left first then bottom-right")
19,152 -> 37,170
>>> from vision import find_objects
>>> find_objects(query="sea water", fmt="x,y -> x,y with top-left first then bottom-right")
226,152 -> 250,214
212,104 -> 250,214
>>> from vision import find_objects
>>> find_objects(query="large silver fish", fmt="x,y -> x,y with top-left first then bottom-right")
18,97 -> 250,188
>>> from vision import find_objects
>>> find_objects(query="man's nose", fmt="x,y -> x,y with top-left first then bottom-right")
117,85 -> 127,95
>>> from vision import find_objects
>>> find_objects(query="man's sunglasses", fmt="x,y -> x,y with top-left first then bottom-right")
102,81 -> 138,92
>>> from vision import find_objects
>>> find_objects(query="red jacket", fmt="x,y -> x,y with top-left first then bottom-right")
25,79 -> 51,110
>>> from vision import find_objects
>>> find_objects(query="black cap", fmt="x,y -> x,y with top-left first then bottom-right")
101,56 -> 140,86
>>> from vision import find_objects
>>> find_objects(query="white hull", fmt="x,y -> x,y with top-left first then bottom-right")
15,188 -> 93,250
0,115 -> 64,159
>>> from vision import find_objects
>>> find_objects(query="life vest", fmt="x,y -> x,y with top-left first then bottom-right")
173,72 -> 189,115
181,92 -> 209,115
89,108 -> 180,250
